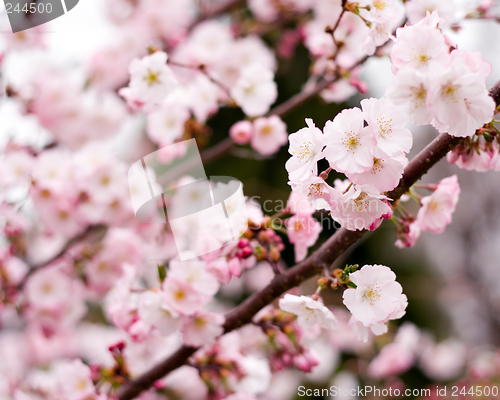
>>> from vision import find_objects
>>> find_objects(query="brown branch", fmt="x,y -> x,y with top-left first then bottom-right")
117,81 -> 500,400
15,224 -> 107,290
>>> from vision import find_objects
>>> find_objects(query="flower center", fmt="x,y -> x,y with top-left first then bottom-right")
194,316 -> 207,328
411,85 -> 427,107
144,70 -> 160,86
175,290 -> 185,301
308,183 -> 323,197
441,83 -> 459,102
342,131 -> 359,152
362,284 -> 381,305
428,199 -> 442,212
294,220 -> 304,232
377,117 -> 393,137
292,141 -> 313,161
415,53 -> 430,66
373,0 -> 386,10
354,192 -> 369,211
371,158 -> 383,174
261,125 -> 273,136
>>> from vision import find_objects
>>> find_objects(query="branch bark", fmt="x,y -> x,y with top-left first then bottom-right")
117,81 -> 500,400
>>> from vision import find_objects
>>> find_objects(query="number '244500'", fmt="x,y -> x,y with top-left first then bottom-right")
5,2 -> 53,14
451,386 -> 499,397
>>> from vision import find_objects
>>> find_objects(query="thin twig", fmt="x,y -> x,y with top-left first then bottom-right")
15,224 -> 107,290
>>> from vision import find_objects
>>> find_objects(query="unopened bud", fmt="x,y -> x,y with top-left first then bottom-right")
332,269 -> 343,280
317,277 -> 330,288
255,246 -> 267,261
238,238 -> 250,248
258,230 -> 269,242
241,246 -> 253,258
147,45 -> 161,54
270,246 -> 281,262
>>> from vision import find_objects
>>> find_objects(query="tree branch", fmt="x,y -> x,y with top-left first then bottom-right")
15,224 -> 107,290
117,80 -> 500,400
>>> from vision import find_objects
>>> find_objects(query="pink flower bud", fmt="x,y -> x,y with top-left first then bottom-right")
238,238 -> 250,248
230,120 -> 253,144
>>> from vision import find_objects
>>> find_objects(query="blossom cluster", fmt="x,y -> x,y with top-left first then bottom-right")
285,99 -> 409,232
279,264 -> 407,342
387,12 -> 495,138
0,0 -> 499,399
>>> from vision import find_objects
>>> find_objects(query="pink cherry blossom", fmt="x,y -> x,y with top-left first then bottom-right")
146,101 -> 190,146
123,51 -> 177,106
162,277 -> 204,315
394,222 -> 421,248
289,175 -> 332,211
420,339 -> 467,381
181,311 -> 225,346
360,97 -> 413,156
168,261 -> 220,300
390,14 -> 449,75
250,115 -> 288,156
429,54 -> 495,137
230,120 -> 253,145
138,290 -> 183,336
54,359 -> 96,400
386,68 -> 434,126
231,65 -> 278,117
415,175 -> 460,234
279,294 -> 338,330
285,118 -> 326,182
329,184 -> 392,231
323,108 -> 376,174
346,151 -> 407,192
287,214 -> 322,262
161,366 -> 208,400
343,265 -> 407,328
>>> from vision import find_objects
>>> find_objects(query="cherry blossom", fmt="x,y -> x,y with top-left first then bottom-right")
162,277 -> 204,315
231,65 -> 277,117
285,118 -> 326,182
181,311 -> 225,346
289,175 -> 332,211
346,151 -> 407,192
279,294 -> 338,330
121,51 -> 177,107
230,120 -> 253,145
386,68 -> 434,125
251,115 -> 288,156
287,214 -> 322,262
429,53 -> 495,137
138,290 -> 183,336
323,108 -> 376,174
343,265 -> 407,328
360,97 -> 413,156
329,184 -> 392,231
390,13 -> 449,74
146,100 -> 190,146
415,175 -> 460,233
